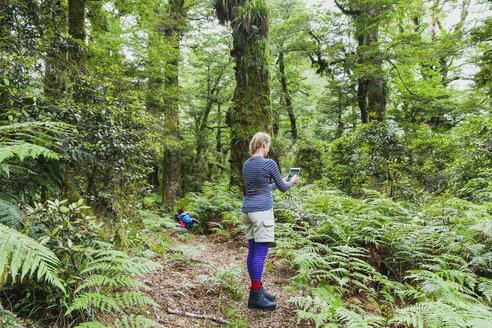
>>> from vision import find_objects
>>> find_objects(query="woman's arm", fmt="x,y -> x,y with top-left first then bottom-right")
264,160 -> 293,192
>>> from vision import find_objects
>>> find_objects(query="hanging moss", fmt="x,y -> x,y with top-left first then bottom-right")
234,0 -> 268,38
214,0 -> 246,25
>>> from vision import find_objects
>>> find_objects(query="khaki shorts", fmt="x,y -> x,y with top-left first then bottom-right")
242,209 -> 275,243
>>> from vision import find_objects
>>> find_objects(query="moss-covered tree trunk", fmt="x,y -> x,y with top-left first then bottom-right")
44,2 -> 67,98
216,0 -> 273,191
161,0 -> 185,207
68,0 -> 87,67
336,0 -> 386,123
365,15 -> 386,122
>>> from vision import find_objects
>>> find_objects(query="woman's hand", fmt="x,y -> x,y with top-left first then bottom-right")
292,175 -> 300,185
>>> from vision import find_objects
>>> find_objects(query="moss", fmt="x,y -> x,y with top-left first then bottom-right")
216,1 -> 273,190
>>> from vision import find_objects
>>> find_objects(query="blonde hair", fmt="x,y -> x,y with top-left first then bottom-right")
249,132 -> 271,155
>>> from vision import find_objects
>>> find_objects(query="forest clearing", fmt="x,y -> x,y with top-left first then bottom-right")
1,0 -> 491,327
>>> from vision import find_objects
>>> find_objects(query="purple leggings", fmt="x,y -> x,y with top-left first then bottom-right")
247,239 -> 269,282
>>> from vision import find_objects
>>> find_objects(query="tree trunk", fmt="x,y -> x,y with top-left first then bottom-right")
68,0 -> 87,67
69,0 -> 86,41
365,10 -> 385,122
216,103 -> 223,153
44,3 -> 67,97
336,0 -> 386,123
161,0 -> 185,207
226,1 -> 272,192
278,50 -> 297,139
358,79 -> 368,123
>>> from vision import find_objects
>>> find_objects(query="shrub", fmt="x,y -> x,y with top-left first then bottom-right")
176,182 -> 242,234
326,121 -> 406,197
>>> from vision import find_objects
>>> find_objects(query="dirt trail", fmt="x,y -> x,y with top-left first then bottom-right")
143,233 -> 314,328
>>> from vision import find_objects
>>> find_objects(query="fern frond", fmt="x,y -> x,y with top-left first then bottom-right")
81,249 -> 161,276
75,275 -> 150,293
0,141 -> 59,163
118,291 -> 159,309
289,285 -> 345,328
0,200 -> 23,229
113,314 -> 165,328
478,278 -> 492,303
76,315 -> 165,328
0,306 -> 26,328
66,293 -> 122,314
390,301 -> 467,328
0,223 -> 64,291
75,322 -> 109,328
335,307 -> 384,328
0,121 -> 69,134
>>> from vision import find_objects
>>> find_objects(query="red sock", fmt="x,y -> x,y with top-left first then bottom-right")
251,281 -> 261,290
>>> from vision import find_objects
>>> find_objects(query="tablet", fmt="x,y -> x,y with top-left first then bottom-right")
287,168 -> 300,181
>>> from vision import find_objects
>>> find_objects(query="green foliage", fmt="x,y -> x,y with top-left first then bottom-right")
53,65 -> 159,217
0,306 -> 25,328
195,264 -> 243,313
195,264 -> 242,298
0,223 -> 64,291
458,168 -> 492,203
0,199 -> 106,322
327,122 -> 406,196
0,122 -> 68,180
176,182 -> 242,233
324,113 -> 492,199
25,199 -> 105,270
0,141 -> 58,165
67,248 -> 162,327
0,200 -> 23,229
75,315 -> 165,328
293,139 -> 326,183
272,182 -> 492,328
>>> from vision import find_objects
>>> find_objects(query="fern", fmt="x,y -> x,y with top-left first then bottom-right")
0,200 -> 23,229
67,293 -> 123,314
76,315 -> 165,328
290,285 -> 345,328
389,300 -> 492,328
75,275 -> 151,293
0,223 -> 64,291
0,121 -> 68,178
80,249 -> 161,276
478,278 -> 492,303
75,323 -> 109,328
0,306 -> 26,328
336,307 -> 384,328
0,141 -> 59,163
68,248 -> 162,326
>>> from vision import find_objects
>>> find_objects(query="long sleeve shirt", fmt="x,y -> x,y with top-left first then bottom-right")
241,156 -> 294,213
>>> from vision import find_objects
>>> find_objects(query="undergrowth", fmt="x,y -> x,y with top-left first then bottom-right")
273,182 -> 492,328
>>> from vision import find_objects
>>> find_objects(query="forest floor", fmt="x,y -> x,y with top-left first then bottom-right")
142,232 -> 315,328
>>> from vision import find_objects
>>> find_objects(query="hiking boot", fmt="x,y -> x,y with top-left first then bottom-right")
260,283 -> 276,301
248,288 -> 276,311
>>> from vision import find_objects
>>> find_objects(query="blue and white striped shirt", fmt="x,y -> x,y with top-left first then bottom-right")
242,156 -> 294,213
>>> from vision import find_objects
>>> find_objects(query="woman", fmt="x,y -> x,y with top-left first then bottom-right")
242,132 -> 300,311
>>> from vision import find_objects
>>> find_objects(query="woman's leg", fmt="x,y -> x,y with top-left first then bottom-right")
249,242 -> 269,290
247,239 -> 255,279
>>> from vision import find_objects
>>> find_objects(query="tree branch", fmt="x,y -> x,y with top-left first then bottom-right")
387,59 -> 429,101
167,308 -> 229,325
334,0 -> 359,16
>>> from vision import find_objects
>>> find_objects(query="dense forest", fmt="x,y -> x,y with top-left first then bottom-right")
0,0 -> 491,327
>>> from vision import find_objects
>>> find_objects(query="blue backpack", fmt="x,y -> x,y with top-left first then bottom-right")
178,212 -> 195,229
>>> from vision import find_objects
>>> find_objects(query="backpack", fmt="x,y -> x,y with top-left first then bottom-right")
178,212 -> 195,229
